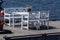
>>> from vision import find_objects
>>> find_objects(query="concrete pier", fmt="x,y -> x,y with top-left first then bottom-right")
0,21 -> 60,40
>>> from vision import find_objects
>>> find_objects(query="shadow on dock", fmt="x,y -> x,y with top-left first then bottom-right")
49,26 -> 58,29
0,29 -> 13,34
29,26 -> 58,30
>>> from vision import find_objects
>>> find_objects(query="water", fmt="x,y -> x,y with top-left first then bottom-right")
5,35 -> 60,40
1,0 -> 60,20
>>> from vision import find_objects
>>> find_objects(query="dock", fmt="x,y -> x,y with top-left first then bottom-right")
0,21 -> 60,40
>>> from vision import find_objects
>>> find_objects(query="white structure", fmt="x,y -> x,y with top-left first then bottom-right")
12,12 -> 29,30
4,7 -> 27,27
4,8 -> 49,30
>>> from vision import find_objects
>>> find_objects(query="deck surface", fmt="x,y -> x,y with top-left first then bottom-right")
0,21 -> 60,40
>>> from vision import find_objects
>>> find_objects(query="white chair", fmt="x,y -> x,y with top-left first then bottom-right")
29,12 -> 40,30
4,13 -> 11,27
40,11 -> 49,29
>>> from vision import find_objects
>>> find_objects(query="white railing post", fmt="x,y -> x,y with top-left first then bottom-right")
13,13 -> 14,29
27,13 -> 29,30
39,11 -> 40,29
21,15 -> 23,30
47,11 -> 49,29
9,14 -> 11,27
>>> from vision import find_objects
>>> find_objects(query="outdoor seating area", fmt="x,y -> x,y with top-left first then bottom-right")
4,8 -> 49,30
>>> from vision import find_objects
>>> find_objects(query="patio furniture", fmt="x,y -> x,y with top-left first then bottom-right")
40,11 -> 49,29
4,8 -> 49,30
